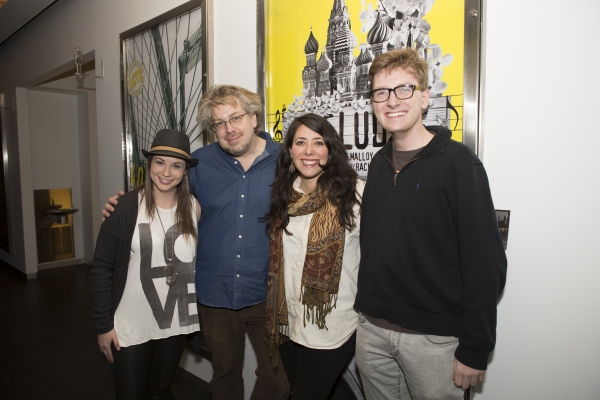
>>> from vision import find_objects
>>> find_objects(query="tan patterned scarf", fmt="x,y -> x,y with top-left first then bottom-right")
265,185 -> 346,368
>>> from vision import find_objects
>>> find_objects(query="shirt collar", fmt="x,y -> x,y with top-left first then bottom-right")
292,176 -> 305,194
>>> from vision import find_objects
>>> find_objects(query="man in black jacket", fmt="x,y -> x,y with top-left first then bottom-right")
354,48 -> 507,399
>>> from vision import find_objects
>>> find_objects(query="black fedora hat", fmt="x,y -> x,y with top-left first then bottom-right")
142,129 -> 199,167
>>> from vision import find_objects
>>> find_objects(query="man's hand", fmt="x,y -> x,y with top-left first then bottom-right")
98,329 -> 120,363
101,191 -> 125,220
453,358 -> 485,389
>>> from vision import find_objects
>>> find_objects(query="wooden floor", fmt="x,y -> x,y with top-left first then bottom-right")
0,260 -> 212,400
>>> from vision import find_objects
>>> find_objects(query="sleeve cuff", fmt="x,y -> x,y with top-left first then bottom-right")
454,343 -> 490,371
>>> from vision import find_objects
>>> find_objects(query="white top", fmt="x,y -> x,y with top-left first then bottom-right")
283,178 -> 364,349
114,194 -> 200,347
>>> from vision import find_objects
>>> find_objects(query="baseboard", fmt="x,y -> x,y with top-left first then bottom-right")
38,258 -> 87,270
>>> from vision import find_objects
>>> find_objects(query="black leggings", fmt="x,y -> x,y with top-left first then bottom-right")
278,332 -> 356,400
112,334 -> 187,400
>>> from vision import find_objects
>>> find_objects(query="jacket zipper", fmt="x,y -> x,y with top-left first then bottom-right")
385,151 -> 443,187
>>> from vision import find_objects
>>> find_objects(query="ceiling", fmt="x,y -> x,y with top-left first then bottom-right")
0,0 -> 58,47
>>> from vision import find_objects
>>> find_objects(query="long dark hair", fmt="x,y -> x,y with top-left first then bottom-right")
265,113 -> 360,233
141,155 -> 197,244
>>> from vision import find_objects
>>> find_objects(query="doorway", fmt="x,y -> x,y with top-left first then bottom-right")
16,53 -> 101,276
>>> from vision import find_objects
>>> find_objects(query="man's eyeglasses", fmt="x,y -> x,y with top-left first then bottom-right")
370,85 -> 425,103
210,112 -> 249,132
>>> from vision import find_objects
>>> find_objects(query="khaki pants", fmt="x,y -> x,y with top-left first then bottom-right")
355,313 -> 465,400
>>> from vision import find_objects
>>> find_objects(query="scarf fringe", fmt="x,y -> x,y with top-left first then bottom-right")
265,323 -> 289,370
300,286 -> 338,330
265,185 -> 345,371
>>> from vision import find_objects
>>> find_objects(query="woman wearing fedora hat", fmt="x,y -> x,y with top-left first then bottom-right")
90,129 -> 201,400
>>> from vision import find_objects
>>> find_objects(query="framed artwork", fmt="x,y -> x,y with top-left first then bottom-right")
258,0 -> 483,179
496,209 -> 511,250
120,0 -> 213,191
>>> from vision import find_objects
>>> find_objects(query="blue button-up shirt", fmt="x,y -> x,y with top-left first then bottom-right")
189,132 -> 281,309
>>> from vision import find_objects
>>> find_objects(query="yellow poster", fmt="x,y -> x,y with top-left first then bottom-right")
265,0 -> 466,178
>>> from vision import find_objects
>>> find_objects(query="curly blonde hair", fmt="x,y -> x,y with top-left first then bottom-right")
197,85 -> 263,134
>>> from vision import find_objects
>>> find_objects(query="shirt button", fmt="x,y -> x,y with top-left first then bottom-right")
236,274 -> 240,278
237,254 -> 240,258
240,214 -> 243,218
238,235 -> 242,239
242,175 -> 246,178
234,161 -> 238,164
241,194 -> 245,198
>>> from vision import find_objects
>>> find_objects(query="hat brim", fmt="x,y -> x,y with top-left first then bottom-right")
142,149 -> 199,167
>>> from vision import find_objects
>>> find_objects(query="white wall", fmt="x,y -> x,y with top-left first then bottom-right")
1,0 -> 599,398
474,0 -> 600,398
29,91 -> 79,191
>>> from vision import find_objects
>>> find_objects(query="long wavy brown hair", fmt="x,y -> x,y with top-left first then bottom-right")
264,113 -> 361,234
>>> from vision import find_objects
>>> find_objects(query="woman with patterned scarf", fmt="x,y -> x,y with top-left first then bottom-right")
264,113 -> 364,399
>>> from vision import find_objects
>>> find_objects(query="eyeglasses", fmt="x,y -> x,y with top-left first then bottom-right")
210,112 -> 248,132
370,85 -> 425,103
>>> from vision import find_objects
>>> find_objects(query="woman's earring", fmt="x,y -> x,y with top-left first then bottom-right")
289,163 -> 296,173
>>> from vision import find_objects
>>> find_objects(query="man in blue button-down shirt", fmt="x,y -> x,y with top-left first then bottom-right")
190,85 -> 288,400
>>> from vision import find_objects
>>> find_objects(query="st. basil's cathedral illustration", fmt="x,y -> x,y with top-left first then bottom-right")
278,0 -> 458,172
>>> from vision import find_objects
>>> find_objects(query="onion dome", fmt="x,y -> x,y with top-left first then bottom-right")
334,23 -> 358,52
356,48 -> 374,66
304,31 -> 319,54
317,51 -> 333,71
367,11 -> 392,45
